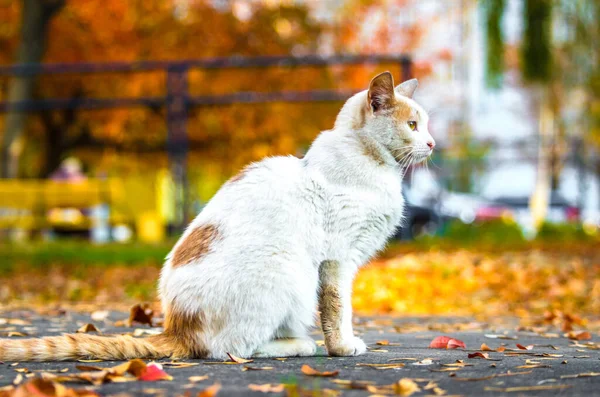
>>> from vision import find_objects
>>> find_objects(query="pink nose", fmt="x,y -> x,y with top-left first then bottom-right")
427,141 -> 435,149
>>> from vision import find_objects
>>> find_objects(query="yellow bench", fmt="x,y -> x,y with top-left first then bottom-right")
0,179 -> 125,231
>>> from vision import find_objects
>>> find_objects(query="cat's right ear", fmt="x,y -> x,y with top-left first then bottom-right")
367,72 -> 395,113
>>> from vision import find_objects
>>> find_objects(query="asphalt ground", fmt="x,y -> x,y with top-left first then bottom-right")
0,310 -> 598,396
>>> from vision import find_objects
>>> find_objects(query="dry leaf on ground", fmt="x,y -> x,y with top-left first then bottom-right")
76,324 -> 100,334
248,384 -> 285,393
197,383 -> 221,397
301,365 -> 339,377
2,378 -> 100,397
125,304 -> 154,327
566,331 -> 592,341
516,344 -> 533,350
467,352 -> 489,359
226,353 -> 253,364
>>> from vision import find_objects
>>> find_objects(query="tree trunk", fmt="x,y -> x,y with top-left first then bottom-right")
1,0 -> 64,178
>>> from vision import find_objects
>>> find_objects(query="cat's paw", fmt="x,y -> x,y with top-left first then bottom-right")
326,336 -> 367,357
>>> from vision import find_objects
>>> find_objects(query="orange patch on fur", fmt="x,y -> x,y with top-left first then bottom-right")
392,100 -> 412,121
161,307 -> 207,358
359,136 -> 386,165
171,224 -> 220,268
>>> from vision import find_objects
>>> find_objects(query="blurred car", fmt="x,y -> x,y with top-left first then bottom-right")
394,169 -> 514,240
493,191 -> 580,225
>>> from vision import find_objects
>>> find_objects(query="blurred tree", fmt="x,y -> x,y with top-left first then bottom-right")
0,0 -> 330,179
481,0 -> 505,89
1,0 -> 64,178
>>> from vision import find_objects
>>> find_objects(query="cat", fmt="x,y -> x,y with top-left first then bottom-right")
0,71 -> 434,361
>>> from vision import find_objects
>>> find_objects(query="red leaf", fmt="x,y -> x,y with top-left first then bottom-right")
516,344 -> 533,350
429,336 -> 452,349
138,363 -> 172,381
447,338 -> 466,349
468,352 -> 489,359
429,336 -> 466,349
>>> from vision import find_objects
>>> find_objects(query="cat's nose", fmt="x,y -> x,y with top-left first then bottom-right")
427,141 -> 435,149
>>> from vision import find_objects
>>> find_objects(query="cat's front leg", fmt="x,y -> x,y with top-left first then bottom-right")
318,260 -> 367,356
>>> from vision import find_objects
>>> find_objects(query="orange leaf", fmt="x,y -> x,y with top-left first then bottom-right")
76,324 -> 101,334
198,383 -> 221,397
301,364 -> 339,377
516,344 -> 533,350
480,343 -> 492,351
496,346 -> 506,352
226,352 -> 253,364
567,331 -> 592,341
138,363 -> 172,381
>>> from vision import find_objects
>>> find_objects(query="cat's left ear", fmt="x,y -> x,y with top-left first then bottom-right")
395,78 -> 418,98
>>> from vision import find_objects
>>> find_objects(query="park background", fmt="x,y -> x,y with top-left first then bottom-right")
0,0 -> 599,327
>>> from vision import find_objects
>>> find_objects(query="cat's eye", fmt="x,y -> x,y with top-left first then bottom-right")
408,121 -> 417,131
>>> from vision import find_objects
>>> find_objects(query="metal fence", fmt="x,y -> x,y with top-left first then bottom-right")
0,54 -> 412,227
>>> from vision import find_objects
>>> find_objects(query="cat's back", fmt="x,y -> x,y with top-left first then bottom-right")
195,155 -> 310,228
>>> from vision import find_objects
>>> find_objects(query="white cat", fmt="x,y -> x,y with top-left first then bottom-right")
0,71 -> 434,361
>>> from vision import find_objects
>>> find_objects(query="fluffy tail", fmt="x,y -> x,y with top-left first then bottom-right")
0,333 -> 173,362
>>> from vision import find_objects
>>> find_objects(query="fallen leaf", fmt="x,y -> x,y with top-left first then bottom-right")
127,303 -> 154,327
241,366 -> 273,371
369,349 -> 389,353
6,332 -> 28,337
484,385 -> 570,392
467,352 -> 489,359
480,343 -> 492,351
189,375 -> 209,383
453,374 -> 497,381
160,362 -> 199,368
516,344 -> 533,350
561,372 -> 600,378
76,324 -> 100,334
412,359 -> 434,366
226,353 -> 253,364
567,331 -> 592,341
138,363 -> 172,381
6,378 -> 100,397
429,336 -> 466,349
516,364 -> 551,369
376,340 -> 389,345
301,364 -> 339,377
395,378 -> 421,396
248,384 -> 285,393
355,363 -> 405,369
330,379 -> 374,389
198,383 -> 221,397
485,334 -> 517,340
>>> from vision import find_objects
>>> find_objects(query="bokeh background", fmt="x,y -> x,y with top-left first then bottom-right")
0,0 -> 598,323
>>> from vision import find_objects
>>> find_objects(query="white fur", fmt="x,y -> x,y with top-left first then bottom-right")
158,75 -> 434,359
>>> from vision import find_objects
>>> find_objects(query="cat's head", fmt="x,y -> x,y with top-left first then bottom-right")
361,71 -> 435,165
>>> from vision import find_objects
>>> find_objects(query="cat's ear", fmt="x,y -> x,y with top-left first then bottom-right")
368,71 -> 395,113
395,78 -> 418,98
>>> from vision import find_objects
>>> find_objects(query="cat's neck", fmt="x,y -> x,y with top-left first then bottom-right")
303,127 -> 401,188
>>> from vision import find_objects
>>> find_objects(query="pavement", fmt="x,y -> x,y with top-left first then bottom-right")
0,310 -> 599,396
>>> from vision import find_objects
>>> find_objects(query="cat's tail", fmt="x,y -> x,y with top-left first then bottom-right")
0,333 -> 175,362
